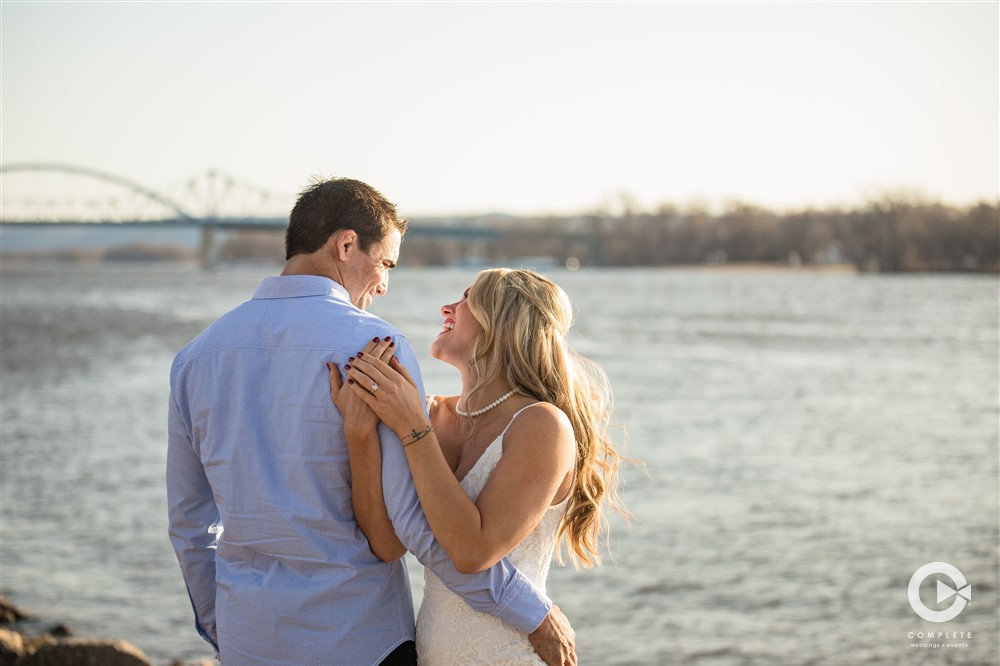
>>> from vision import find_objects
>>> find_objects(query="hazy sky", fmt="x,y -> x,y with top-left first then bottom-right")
2,1 -> 997,216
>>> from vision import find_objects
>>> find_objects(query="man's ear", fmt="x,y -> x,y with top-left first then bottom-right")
328,229 -> 358,262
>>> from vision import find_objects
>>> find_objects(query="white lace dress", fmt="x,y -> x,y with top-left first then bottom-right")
415,407 -> 568,665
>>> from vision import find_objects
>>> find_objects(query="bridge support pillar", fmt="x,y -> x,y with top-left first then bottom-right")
199,225 -> 215,269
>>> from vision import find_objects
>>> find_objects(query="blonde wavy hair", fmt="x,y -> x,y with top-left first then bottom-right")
465,268 -> 631,568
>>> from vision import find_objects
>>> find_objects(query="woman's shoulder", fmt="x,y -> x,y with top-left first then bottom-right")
499,401 -> 576,481
512,400 -> 571,425
502,402 -> 574,448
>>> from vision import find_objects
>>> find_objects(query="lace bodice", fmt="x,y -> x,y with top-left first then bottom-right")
416,404 -> 568,665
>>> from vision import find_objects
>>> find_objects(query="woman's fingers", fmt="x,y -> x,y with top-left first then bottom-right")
345,376 -> 379,407
387,356 -> 415,387
361,338 -> 381,355
359,336 -> 396,363
327,362 -> 343,399
346,353 -> 392,387
345,364 -> 389,399
353,350 -> 398,378
383,342 -> 396,364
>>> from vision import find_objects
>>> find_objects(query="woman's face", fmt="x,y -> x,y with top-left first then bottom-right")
430,285 -> 484,366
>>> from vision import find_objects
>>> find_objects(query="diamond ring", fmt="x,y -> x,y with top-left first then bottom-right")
370,382 -> 380,394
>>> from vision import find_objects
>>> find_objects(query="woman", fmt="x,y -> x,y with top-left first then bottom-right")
329,268 -> 629,664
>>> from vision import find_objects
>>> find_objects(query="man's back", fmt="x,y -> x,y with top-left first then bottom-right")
168,275 -> 419,664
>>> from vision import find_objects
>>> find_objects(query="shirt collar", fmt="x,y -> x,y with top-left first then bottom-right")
252,275 -> 352,304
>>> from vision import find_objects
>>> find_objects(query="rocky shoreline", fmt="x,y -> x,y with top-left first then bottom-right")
0,596 -> 209,666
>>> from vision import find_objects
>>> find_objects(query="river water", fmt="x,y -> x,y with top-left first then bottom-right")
1,262 -> 997,665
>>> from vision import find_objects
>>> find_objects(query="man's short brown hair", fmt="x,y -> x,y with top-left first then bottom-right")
285,177 -> 407,260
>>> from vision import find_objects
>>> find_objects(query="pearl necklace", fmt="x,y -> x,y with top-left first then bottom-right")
455,389 -> 517,418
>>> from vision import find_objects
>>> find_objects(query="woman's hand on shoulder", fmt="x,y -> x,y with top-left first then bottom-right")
342,339 -> 428,438
328,336 -> 397,437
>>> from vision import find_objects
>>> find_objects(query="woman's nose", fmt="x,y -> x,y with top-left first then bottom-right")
441,302 -> 455,316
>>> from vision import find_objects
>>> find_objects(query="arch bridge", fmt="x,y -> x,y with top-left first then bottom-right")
0,163 -> 501,267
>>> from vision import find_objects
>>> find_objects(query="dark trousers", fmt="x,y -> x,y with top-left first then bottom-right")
379,641 -> 417,666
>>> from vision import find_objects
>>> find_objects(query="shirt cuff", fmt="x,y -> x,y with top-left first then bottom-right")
492,574 -> 553,634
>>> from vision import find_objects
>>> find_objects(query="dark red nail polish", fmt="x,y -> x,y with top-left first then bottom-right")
357,352 -> 364,357
384,336 -> 392,342
347,378 -> 355,385
373,337 -> 380,343
389,341 -> 395,348
348,356 -> 355,362
344,364 -> 351,370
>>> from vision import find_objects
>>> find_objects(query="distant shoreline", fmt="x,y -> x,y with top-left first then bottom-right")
1,254 -> 986,275
664,261 -> 859,274
3,197 -> 997,273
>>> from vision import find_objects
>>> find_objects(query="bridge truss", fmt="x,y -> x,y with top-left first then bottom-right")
0,163 -> 504,267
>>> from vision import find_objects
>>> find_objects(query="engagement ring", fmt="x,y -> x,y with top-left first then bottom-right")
370,382 -> 380,394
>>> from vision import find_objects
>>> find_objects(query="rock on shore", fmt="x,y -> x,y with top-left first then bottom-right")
0,628 -> 153,666
14,637 -> 151,666
0,596 -> 153,666
0,598 -> 31,626
1,628 -> 26,664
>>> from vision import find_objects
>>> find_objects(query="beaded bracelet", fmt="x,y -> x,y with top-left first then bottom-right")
402,424 -> 433,448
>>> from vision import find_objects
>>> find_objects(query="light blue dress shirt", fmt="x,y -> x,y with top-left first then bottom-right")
167,275 -> 550,665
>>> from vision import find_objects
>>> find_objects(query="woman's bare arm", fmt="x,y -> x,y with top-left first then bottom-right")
342,354 -> 574,573
344,426 -> 406,562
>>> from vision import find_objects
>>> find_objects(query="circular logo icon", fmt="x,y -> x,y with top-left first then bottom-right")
908,562 -> 972,623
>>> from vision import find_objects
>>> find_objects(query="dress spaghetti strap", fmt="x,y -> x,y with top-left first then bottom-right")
499,402 -> 546,439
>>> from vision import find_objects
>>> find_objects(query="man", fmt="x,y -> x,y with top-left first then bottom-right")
167,177 -> 575,665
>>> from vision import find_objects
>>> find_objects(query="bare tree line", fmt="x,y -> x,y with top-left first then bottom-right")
215,196 -> 997,273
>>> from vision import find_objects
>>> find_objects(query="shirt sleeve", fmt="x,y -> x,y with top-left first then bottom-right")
166,368 -> 221,652
379,337 -> 552,634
